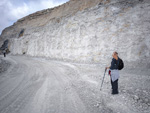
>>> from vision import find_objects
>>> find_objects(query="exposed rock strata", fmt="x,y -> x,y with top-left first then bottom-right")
0,0 -> 150,66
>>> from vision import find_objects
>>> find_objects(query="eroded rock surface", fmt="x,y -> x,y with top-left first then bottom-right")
0,0 -> 150,66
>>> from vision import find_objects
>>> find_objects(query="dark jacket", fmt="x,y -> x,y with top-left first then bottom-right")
110,57 -> 119,70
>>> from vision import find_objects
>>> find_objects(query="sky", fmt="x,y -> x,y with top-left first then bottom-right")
0,0 -> 69,34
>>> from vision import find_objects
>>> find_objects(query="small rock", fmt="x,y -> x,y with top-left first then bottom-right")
94,102 -> 101,107
122,89 -> 126,93
144,98 -> 149,103
133,95 -> 140,101
122,96 -> 125,99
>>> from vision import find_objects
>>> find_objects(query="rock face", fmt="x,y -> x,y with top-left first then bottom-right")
0,0 -> 150,66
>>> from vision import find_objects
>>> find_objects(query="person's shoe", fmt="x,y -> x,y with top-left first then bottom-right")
111,91 -> 119,95
112,92 -> 118,95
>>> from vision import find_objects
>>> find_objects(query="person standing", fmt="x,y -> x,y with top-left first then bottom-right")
3,49 -> 6,57
106,52 -> 120,95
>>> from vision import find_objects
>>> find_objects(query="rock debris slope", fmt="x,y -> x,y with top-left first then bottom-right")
0,0 -> 150,66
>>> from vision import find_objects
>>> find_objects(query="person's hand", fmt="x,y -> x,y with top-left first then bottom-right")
106,67 -> 109,69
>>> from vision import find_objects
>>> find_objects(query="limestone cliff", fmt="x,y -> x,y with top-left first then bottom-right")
0,0 -> 150,67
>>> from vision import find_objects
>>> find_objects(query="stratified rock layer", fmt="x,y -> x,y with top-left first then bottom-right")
0,0 -> 150,66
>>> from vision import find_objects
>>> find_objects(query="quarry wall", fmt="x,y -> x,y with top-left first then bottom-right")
0,0 -> 150,66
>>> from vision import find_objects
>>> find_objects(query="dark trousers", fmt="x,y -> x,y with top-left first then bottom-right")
111,79 -> 118,94
3,53 -> 6,57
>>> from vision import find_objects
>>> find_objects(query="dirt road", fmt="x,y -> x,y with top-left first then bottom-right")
0,56 -> 149,113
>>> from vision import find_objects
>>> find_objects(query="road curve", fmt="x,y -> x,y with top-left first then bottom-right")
0,56 -> 87,113
0,55 -> 147,113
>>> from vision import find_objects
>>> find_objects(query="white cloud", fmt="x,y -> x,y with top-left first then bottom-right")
0,0 -> 69,34
41,0 -> 59,9
0,0 -> 7,6
10,3 -> 29,19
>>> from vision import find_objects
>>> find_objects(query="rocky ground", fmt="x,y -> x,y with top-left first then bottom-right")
0,55 -> 149,113
72,63 -> 150,113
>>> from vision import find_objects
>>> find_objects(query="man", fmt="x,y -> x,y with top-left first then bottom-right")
2,49 -> 6,57
106,52 -> 119,95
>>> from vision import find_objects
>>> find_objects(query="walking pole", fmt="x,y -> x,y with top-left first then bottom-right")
100,68 -> 107,91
